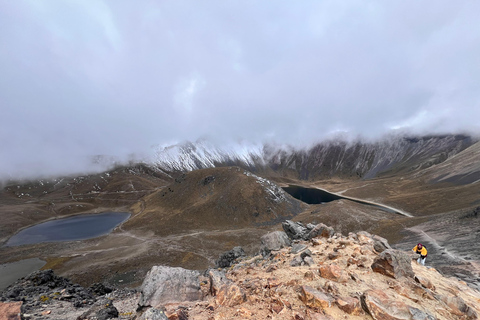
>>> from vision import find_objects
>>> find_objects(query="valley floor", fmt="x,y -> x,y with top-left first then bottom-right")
1,171 -> 479,292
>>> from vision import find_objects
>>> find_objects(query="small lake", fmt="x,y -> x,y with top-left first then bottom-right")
0,258 -> 46,291
282,185 -> 404,215
5,212 -> 130,246
282,185 -> 343,204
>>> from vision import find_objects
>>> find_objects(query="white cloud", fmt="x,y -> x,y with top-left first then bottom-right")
1,0 -> 479,179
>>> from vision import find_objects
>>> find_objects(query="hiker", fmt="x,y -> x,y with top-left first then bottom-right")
412,243 -> 427,266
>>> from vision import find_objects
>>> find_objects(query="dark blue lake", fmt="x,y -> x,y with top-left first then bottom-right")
282,185 -> 401,215
5,212 -> 130,246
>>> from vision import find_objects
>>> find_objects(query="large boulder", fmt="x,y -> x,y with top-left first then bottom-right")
215,246 -> 245,268
260,231 -> 291,255
282,220 -> 309,240
299,286 -> 334,311
372,235 -> 392,253
335,296 -> 363,315
207,269 -> 229,296
361,289 -> 434,320
437,294 -> 478,319
206,269 -> 245,307
307,223 -> 335,239
138,266 -> 203,309
371,249 -> 414,279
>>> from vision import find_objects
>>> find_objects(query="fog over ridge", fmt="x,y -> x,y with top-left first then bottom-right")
1,1 -> 479,180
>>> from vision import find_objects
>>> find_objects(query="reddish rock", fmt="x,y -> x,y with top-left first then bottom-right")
216,283 -> 246,307
414,275 -> 435,291
267,277 -> 281,288
318,264 -> 349,283
371,249 -> 414,279
307,223 -> 335,239
323,281 -> 339,296
304,270 -> 315,281
0,302 -> 22,320
437,294 -> 478,319
336,296 -> 363,315
361,289 -> 412,320
309,313 -> 335,320
327,252 -> 339,260
299,286 -> 334,311
270,299 -> 284,314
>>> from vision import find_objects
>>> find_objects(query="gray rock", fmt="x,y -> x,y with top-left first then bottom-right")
215,246 -> 245,268
409,307 -> 436,320
371,249 -> 414,279
78,298 -> 118,320
291,244 -> 308,254
207,269 -> 229,296
138,266 -> 203,309
290,249 -> 314,267
300,249 -> 312,259
260,231 -> 291,256
290,256 -> 303,267
303,256 -> 315,266
372,235 -> 391,253
307,223 -> 335,239
282,220 -> 309,240
138,308 -> 168,320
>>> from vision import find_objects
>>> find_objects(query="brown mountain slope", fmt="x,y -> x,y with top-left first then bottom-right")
421,140 -> 480,185
124,167 -> 305,236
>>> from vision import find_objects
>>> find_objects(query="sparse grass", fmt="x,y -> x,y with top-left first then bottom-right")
41,256 -> 72,270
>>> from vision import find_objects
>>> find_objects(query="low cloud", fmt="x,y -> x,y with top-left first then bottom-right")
1,1 -> 479,179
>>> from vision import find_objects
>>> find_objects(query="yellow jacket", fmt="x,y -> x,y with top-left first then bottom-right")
413,245 -> 427,257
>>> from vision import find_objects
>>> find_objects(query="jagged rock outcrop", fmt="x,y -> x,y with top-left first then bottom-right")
215,246 -> 245,268
336,296 -> 363,315
77,298 -> 119,320
282,220 -> 334,241
299,286 -> 334,310
372,235 -> 392,253
259,230 -> 291,255
0,270 -> 95,314
361,289 -> 435,320
137,266 -> 203,309
133,225 -> 479,319
371,249 -> 414,279
7,224 -> 480,319
282,220 -> 310,240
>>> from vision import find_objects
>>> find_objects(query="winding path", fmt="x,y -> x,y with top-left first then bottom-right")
313,186 -> 413,217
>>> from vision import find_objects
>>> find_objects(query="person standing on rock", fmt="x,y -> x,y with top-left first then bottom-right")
412,243 -> 427,266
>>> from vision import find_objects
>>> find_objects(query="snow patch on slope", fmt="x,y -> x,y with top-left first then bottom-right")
153,140 -> 264,171
243,170 -> 288,204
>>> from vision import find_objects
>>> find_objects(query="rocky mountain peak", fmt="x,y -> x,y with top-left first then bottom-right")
2,221 -> 479,319
134,221 -> 480,319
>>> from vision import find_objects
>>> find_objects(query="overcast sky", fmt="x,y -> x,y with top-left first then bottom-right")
1,1 -> 480,179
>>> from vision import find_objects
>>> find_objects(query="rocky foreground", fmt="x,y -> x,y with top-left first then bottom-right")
1,221 -> 480,320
